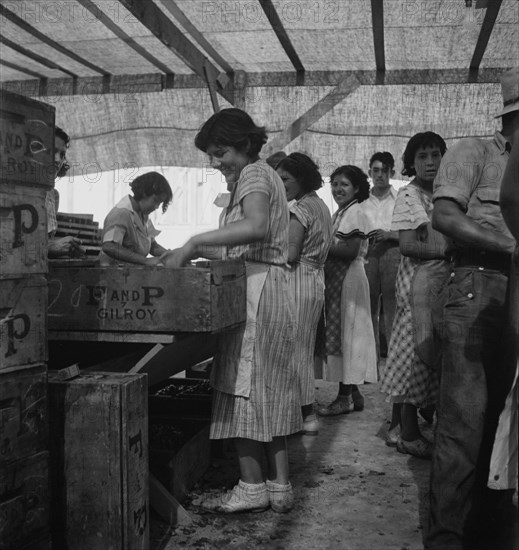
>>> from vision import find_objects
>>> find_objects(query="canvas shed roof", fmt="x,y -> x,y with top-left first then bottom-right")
0,0 -> 518,172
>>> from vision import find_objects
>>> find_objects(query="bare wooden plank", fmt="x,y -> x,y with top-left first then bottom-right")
149,473 -> 191,526
470,0 -> 503,73
0,59 -> 46,79
0,35 -> 78,78
370,0 -> 385,75
48,330 -> 179,344
116,0 -> 235,104
0,5 -> 110,76
259,0 -> 305,74
1,68 -> 507,98
263,74 -> 361,155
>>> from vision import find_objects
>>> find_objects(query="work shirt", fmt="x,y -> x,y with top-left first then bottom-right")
362,185 -> 398,233
99,195 -> 160,265
433,132 -> 513,246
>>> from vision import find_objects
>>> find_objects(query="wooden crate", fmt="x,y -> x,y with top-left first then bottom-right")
47,260 -> 246,333
0,451 -> 50,550
0,365 -> 48,465
48,372 -> 149,550
0,90 -> 54,189
149,418 -> 211,503
0,184 -> 47,278
0,276 -> 47,371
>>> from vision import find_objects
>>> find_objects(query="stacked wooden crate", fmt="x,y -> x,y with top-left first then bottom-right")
56,212 -> 102,258
0,90 -> 55,549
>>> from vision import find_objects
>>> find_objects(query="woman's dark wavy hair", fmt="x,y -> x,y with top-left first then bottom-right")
130,172 -> 173,213
276,152 -> 323,192
329,165 -> 370,203
194,108 -> 267,157
55,126 -> 70,178
402,132 -> 447,177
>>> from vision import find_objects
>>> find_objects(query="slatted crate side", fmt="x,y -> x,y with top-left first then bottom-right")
0,365 -> 48,466
0,451 -> 50,550
47,260 -> 247,333
48,372 -> 149,550
0,90 -> 54,189
0,184 -> 48,278
0,276 -> 47,371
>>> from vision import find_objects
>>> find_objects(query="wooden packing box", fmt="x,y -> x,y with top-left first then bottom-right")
48,372 -> 149,550
149,378 -> 213,419
0,451 -> 50,550
0,184 -> 47,278
0,365 -> 48,465
149,417 -> 211,503
0,276 -> 47,371
0,90 -> 54,189
47,260 -> 246,334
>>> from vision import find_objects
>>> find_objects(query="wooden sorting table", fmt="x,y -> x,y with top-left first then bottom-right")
47,259 -> 246,528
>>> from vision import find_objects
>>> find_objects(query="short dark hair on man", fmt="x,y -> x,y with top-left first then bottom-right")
55,125 -> 71,178
130,172 -> 173,213
195,108 -> 268,157
402,132 -> 447,177
276,152 -> 323,192
329,165 -> 370,203
369,151 -> 395,170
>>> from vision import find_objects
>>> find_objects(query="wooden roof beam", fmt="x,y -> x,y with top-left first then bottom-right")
0,35 -> 78,78
370,0 -> 386,83
258,0 -> 305,83
75,0 -> 175,77
116,0 -> 235,104
469,0 -> 503,79
263,75 -> 361,155
0,59 -> 47,80
0,5 -> 110,76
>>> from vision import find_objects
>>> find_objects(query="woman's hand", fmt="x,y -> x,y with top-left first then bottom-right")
144,257 -> 163,267
161,240 -> 196,268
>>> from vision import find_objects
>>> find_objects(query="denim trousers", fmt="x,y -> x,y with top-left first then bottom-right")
426,267 -> 517,550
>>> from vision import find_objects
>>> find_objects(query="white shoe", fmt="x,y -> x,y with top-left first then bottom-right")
266,480 -> 294,513
302,415 -> 319,435
201,480 -> 269,513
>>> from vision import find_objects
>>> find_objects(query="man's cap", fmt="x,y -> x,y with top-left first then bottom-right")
495,67 -> 519,118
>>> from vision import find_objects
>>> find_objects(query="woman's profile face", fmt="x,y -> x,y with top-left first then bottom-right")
206,144 -> 250,190
277,167 -> 303,202
139,193 -> 166,216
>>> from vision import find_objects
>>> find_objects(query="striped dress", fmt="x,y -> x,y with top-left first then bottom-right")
289,192 -> 333,406
210,160 -> 302,441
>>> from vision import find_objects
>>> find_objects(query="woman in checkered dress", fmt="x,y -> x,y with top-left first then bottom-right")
162,109 -> 299,514
275,153 -> 333,435
381,132 -> 450,458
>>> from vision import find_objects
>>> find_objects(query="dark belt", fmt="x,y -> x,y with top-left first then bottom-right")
453,249 -> 511,273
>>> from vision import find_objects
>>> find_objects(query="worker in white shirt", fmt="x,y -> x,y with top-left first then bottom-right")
362,152 -> 400,364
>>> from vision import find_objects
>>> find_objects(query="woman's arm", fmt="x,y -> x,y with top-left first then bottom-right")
328,236 -> 362,262
150,240 -> 169,257
288,216 -> 305,263
102,242 -> 161,266
163,192 -> 270,267
398,228 -> 445,260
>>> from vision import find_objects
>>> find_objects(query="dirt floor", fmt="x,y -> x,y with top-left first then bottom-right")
150,376 -> 439,550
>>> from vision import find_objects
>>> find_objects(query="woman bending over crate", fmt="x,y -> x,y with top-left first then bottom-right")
98,172 -> 173,266
162,108 -> 300,514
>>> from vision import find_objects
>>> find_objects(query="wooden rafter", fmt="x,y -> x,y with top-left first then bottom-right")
0,5 -> 110,76
370,0 -> 385,79
258,0 -> 305,79
470,0 -> 503,74
0,59 -> 46,79
116,0 -> 235,104
157,0 -> 234,74
74,0 -> 174,76
0,68 -> 508,98
0,35 -> 78,78
263,75 -> 361,155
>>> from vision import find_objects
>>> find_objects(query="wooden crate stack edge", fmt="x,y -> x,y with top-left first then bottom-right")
1,90 -> 54,550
